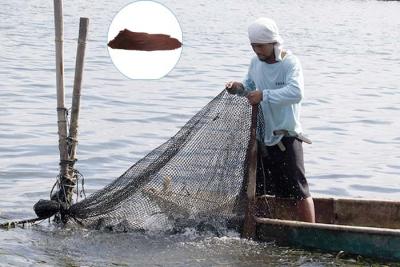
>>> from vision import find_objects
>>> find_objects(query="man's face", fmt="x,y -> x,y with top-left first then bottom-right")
251,43 -> 275,61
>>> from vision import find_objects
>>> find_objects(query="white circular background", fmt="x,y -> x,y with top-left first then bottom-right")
107,1 -> 183,79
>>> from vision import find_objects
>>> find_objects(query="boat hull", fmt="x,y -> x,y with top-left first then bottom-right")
256,217 -> 400,261
255,196 -> 400,261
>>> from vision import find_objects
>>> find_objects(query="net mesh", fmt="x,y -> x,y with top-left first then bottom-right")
67,90 -> 260,231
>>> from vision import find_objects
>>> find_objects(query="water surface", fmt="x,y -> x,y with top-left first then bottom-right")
1,0 -> 400,265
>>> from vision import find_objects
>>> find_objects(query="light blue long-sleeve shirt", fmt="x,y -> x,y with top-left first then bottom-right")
243,52 -> 304,146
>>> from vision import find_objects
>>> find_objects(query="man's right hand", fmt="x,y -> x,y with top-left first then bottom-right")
225,81 -> 244,94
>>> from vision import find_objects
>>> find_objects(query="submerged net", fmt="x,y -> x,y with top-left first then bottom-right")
66,90 -> 259,231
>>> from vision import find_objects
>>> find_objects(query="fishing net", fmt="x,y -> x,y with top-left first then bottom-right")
63,90 -> 261,232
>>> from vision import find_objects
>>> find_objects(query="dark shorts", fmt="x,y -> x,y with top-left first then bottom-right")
256,137 -> 311,200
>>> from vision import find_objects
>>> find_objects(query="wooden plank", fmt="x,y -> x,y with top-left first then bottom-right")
257,196 -> 400,227
257,196 -> 334,223
256,217 -> 400,261
255,196 -> 400,261
255,217 -> 400,235
314,197 -> 334,224
256,196 -> 297,221
334,198 -> 400,229
242,105 -> 258,239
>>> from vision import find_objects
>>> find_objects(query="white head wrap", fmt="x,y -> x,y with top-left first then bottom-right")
248,18 -> 284,61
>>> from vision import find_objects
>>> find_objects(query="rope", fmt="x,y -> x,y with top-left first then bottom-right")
49,175 -> 61,200
74,169 -> 86,201
0,217 -> 45,230
59,159 -> 76,166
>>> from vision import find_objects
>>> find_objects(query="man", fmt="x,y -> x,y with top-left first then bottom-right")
226,17 -> 315,223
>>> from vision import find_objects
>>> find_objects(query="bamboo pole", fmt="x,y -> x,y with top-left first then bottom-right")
69,17 -> 89,162
53,0 -> 72,185
242,104 -> 258,239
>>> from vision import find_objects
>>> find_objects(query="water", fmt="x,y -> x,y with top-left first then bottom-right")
1,0 -> 400,265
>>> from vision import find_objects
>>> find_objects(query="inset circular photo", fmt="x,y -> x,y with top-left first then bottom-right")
107,1 -> 183,79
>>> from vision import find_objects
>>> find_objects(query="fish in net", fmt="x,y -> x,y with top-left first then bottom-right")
34,90 -> 263,232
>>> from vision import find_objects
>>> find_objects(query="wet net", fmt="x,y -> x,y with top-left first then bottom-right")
65,90 -> 260,232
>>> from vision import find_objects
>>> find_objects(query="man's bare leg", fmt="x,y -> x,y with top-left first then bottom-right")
296,197 -> 315,223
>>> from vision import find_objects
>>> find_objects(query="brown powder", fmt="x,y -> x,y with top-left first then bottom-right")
108,29 -> 182,51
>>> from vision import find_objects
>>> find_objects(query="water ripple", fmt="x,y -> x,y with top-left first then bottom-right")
1,0 -> 400,265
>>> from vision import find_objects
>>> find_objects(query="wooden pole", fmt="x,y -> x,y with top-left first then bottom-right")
242,104 -> 258,239
53,0 -> 72,186
69,17 -> 89,162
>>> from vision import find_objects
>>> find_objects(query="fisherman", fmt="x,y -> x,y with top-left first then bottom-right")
226,17 -> 315,223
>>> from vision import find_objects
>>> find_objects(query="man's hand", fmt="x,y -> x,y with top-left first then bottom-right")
225,81 -> 244,94
246,91 -> 263,105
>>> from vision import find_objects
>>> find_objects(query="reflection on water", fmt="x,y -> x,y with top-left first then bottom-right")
1,0 -> 400,265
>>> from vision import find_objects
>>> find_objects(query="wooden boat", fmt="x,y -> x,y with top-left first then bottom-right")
140,182 -> 400,262
254,195 -> 400,261
239,107 -> 400,261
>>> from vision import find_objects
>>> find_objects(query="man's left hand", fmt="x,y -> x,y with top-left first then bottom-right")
246,91 -> 263,105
